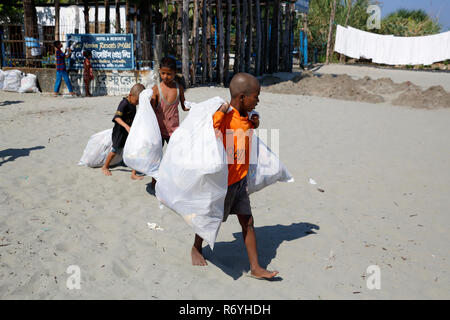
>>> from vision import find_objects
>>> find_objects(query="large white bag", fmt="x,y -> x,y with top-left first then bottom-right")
18,73 -> 39,93
78,128 -> 122,167
123,88 -> 162,177
156,97 -> 228,249
247,134 -> 294,194
3,70 -> 23,92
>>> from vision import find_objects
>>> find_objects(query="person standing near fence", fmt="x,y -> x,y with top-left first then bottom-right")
83,50 -> 94,97
53,40 -> 76,97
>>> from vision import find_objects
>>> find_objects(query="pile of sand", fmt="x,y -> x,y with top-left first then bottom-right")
392,85 -> 450,109
262,73 -> 450,109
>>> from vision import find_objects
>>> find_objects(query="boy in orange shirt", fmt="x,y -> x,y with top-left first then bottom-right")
191,73 -> 279,280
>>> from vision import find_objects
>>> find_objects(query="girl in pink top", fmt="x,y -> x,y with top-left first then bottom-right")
151,57 -> 189,145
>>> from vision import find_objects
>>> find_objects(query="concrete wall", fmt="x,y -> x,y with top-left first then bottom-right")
2,67 -> 154,96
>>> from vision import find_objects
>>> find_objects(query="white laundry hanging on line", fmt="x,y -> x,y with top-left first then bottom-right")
334,25 -> 450,65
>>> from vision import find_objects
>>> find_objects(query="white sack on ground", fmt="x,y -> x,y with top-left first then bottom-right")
334,25 -> 450,66
156,96 -> 228,249
2,70 -> 23,92
18,73 -> 39,93
123,88 -> 162,178
247,134 -> 294,194
78,128 -> 122,167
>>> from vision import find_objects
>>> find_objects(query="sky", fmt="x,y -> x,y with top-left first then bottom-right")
377,0 -> 450,31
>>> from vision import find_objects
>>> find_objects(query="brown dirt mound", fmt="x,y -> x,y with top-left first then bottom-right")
265,73 -> 385,104
263,73 -> 449,109
392,85 -> 450,109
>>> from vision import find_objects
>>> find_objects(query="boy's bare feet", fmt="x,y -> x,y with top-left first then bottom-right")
102,166 -> 112,176
131,174 -> 144,180
191,246 -> 207,266
250,267 -> 279,280
131,170 -> 144,180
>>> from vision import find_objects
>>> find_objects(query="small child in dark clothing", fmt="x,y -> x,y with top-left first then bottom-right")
102,83 -> 145,180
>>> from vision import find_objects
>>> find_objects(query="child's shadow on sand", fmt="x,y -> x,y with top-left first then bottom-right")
203,222 -> 319,281
0,146 -> 45,167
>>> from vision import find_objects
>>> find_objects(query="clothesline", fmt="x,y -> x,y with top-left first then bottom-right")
334,25 -> 450,66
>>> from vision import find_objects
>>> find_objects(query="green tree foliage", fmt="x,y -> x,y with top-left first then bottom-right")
377,9 -> 441,36
0,1 -> 24,24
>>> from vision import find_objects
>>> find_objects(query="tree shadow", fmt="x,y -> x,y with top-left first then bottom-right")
0,100 -> 24,107
0,146 -> 45,166
203,222 -> 320,280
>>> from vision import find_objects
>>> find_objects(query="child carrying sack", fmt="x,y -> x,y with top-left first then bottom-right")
123,88 -> 162,178
156,97 -> 228,249
78,128 -> 122,167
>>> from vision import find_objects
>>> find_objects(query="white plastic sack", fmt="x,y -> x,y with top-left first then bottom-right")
247,134 -> 294,194
123,88 -> 162,177
78,128 -> 122,167
156,96 -> 228,249
2,70 -> 23,92
18,73 -> 39,93
0,70 -> 5,90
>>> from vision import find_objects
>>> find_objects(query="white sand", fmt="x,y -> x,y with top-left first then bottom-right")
0,82 -> 449,299
315,63 -> 450,91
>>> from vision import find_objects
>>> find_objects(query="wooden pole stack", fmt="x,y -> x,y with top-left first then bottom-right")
125,0 -> 301,86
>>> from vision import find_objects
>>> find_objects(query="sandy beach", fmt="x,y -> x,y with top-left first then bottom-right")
1,66 -> 449,299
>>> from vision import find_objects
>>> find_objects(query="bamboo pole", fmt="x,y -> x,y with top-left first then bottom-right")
233,0 -> 241,75
241,0 -> 247,72
192,0 -> 200,85
202,0 -> 208,83
149,1 -> 153,62
83,0 -> 90,33
216,0 -> 224,84
270,1 -> 280,73
263,2 -> 269,74
133,3 -> 137,58
207,2 -> 212,81
340,0 -> 352,63
326,0 -> 337,64
224,0 -> 231,84
126,0 -> 130,34
55,0 -> 60,40
255,0 -> 261,76
182,0 -> 190,86
163,0 -> 168,56
282,3 -> 290,71
177,2 -> 182,58
245,0 -> 252,73
105,0 -> 110,33
289,2 -> 294,71
115,0 -> 120,33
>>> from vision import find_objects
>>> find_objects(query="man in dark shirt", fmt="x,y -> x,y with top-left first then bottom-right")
53,40 -> 75,96
102,83 -> 145,180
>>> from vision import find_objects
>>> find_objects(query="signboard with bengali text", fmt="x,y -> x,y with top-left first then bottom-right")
66,33 -> 134,70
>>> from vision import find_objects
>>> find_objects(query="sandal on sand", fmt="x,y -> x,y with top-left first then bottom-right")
244,271 -> 279,281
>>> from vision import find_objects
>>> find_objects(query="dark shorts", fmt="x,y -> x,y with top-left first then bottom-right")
112,124 -> 128,149
223,177 -> 252,222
